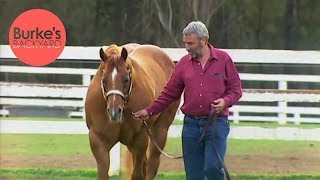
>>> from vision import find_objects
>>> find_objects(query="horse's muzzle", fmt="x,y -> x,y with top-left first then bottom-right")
106,107 -> 123,122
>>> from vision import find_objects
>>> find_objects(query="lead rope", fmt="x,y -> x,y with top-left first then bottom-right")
133,112 -> 230,179
207,110 -> 231,180
142,120 -> 183,159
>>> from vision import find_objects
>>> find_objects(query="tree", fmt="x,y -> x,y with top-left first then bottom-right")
284,0 -> 296,49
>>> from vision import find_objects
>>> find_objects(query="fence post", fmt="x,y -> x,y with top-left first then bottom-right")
233,111 -> 240,123
278,81 -> 287,124
81,74 -> 91,118
293,112 -> 301,125
109,142 -> 121,176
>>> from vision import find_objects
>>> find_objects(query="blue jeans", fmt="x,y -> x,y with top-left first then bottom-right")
182,115 -> 230,180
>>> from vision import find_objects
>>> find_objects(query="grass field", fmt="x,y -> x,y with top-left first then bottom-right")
0,116 -> 84,121
1,168 -> 319,180
1,133 -> 320,179
1,116 -> 320,128
1,117 -> 319,179
1,134 -> 319,157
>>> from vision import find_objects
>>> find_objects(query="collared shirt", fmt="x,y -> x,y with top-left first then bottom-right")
146,44 -> 242,117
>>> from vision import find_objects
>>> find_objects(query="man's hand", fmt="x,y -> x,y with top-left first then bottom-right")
132,110 -> 149,120
211,98 -> 226,114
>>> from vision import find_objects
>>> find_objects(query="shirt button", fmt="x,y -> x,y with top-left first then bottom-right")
200,73 -> 203,75
200,83 -> 203,86
200,105 -> 202,108
199,94 -> 202,96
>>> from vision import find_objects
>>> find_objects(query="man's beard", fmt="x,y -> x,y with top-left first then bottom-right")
188,45 -> 203,59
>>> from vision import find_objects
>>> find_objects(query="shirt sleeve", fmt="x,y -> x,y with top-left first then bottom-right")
146,62 -> 185,116
223,55 -> 242,107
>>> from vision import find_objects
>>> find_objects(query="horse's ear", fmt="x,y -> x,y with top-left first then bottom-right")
121,47 -> 128,61
99,48 -> 107,62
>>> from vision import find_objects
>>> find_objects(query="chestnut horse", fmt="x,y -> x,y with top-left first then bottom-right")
85,44 -> 180,180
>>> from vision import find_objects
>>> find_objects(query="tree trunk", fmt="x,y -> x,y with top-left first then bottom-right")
284,0 -> 296,49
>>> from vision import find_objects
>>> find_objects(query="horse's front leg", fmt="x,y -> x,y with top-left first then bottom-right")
89,129 -> 112,180
129,131 -> 149,180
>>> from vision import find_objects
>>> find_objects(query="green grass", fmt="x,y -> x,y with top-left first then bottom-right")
164,138 -> 320,157
227,139 -> 319,157
0,116 -> 84,121
0,168 -> 97,180
2,134 -> 319,158
172,119 -> 320,128
1,134 -> 320,179
229,121 -> 320,128
0,134 -> 91,156
2,116 -> 320,128
0,168 -> 319,180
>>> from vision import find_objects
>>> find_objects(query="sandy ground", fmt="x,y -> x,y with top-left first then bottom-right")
1,151 -> 319,175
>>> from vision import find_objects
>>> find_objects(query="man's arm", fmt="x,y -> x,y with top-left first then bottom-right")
133,62 -> 185,119
223,55 -> 242,107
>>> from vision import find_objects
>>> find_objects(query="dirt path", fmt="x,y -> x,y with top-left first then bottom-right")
1,153 -> 319,174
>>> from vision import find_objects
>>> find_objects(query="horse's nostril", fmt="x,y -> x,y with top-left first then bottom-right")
117,107 -> 123,114
106,107 -> 123,121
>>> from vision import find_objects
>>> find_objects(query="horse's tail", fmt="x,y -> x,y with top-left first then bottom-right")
124,147 -> 133,180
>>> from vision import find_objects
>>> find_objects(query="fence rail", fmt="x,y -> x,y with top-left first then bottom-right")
2,45 -> 320,64
1,45 -> 320,124
1,45 -> 319,177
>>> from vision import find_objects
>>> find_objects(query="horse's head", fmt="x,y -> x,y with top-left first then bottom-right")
99,45 -> 133,123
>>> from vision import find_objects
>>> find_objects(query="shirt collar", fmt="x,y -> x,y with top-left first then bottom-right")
208,44 -> 218,61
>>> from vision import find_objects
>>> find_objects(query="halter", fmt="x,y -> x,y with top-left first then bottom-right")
100,68 -> 133,105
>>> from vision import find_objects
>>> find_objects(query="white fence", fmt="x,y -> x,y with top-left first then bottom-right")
1,45 -> 319,176
0,45 -> 320,124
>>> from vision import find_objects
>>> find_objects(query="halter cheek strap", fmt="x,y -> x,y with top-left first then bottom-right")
101,80 -> 108,100
126,69 -> 133,102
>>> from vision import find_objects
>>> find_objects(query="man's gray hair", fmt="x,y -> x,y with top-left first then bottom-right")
182,21 -> 209,40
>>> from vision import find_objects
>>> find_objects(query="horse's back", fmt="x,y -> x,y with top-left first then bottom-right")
123,43 -> 140,53
129,45 -> 175,80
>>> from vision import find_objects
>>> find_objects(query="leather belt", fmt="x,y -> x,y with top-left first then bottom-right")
187,115 -> 227,120
188,115 -> 208,119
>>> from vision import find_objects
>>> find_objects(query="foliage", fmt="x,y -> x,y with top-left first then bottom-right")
0,0 -> 319,101
0,0 -> 319,49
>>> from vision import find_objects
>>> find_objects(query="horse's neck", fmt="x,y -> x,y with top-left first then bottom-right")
130,59 -> 155,100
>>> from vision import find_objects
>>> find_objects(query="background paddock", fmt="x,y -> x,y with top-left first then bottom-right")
0,45 -> 319,178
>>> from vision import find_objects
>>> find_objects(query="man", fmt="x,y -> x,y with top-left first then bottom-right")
133,21 -> 242,180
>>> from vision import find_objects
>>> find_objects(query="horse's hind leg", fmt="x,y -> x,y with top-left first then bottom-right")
89,130 -> 112,180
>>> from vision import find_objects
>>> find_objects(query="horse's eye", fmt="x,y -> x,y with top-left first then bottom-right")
102,78 -> 108,88
123,75 -> 130,83
102,78 -> 108,84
